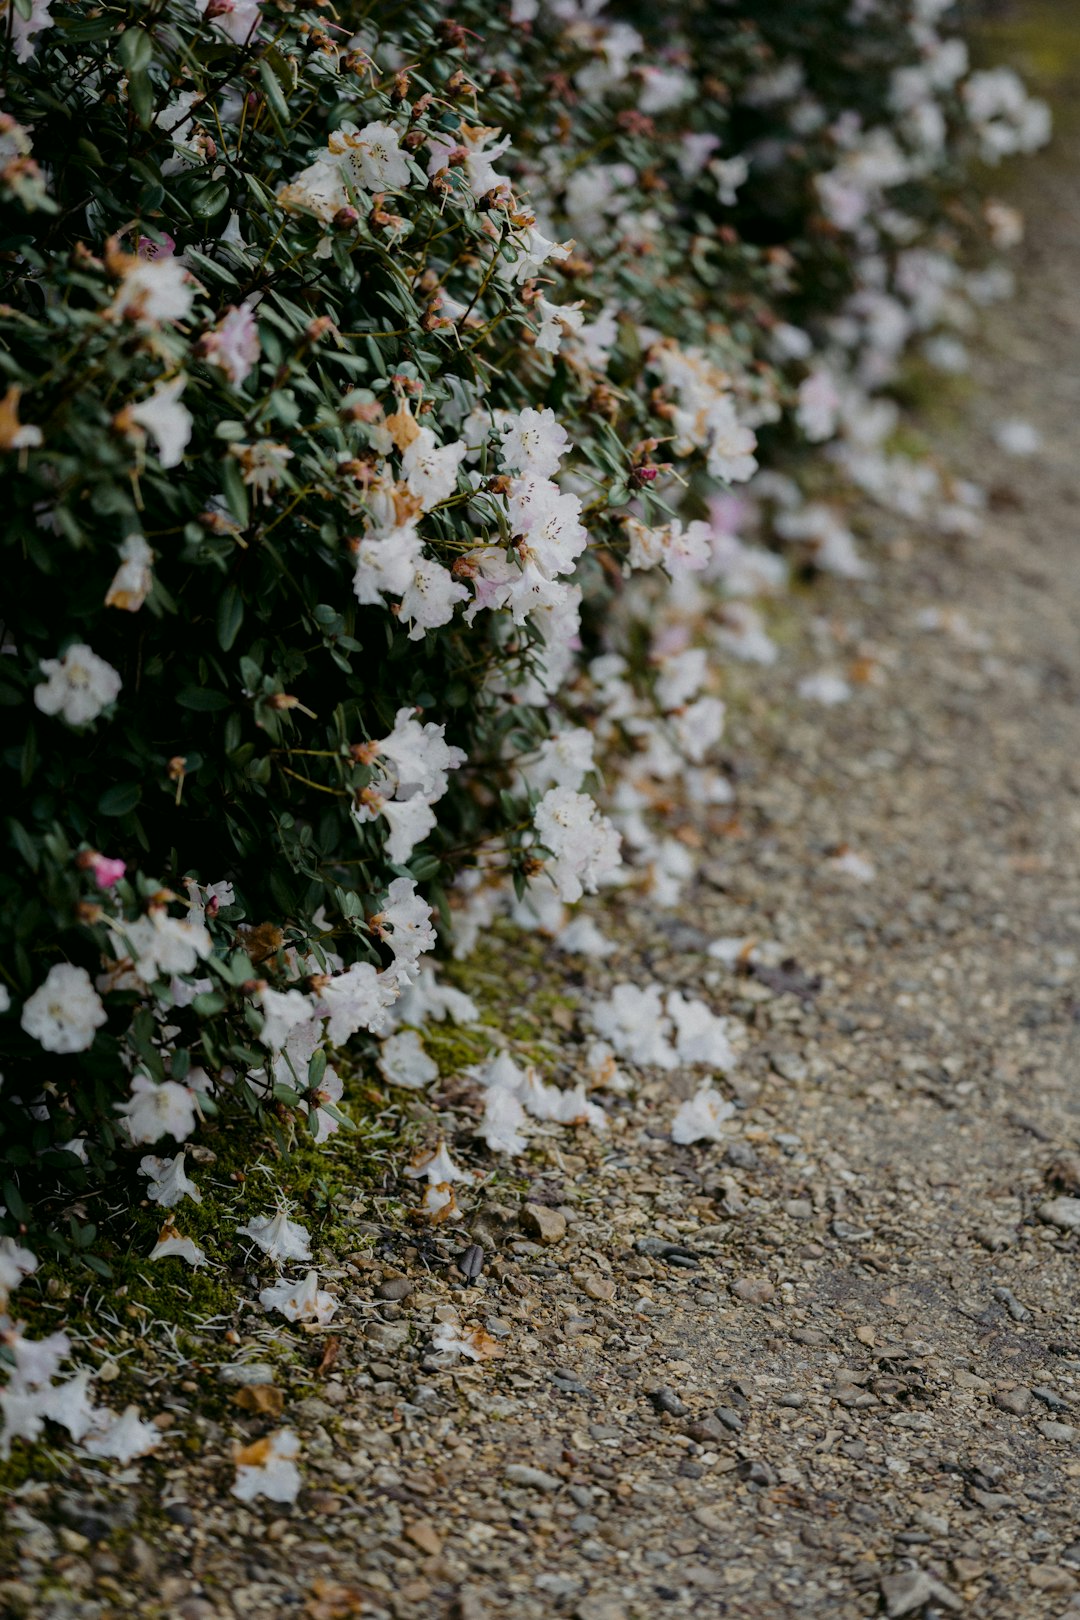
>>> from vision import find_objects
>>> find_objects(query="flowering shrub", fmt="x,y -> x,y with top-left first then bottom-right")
0,0 -> 1048,1268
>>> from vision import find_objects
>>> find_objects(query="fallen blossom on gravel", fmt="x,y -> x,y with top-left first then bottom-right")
232,1429 -> 302,1503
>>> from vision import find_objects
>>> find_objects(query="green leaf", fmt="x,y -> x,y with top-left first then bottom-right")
2,1179 -> 28,1223
217,586 -> 244,652
98,783 -> 142,817
308,1048 -> 327,1090
8,818 -> 39,872
176,687 -> 231,711
184,247 -> 240,288
191,180 -> 230,220
220,455 -> 249,526
119,27 -> 154,73
128,69 -> 154,130
257,57 -> 291,128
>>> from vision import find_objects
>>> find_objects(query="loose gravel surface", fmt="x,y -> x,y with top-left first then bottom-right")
9,31 -> 1080,1620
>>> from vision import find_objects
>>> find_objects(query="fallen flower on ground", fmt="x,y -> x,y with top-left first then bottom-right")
826,848 -> 877,882
431,1321 -> 505,1362
378,1029 -> 438,1090
403,1140 -> 475,1185
671,1084 -> 736,1145
238,1206 -> 312,1264
83,1405 -> 160,1463
416,1183 -> 462,1224
139,1151 -> 202,1207
232,1429 -> 302,1503
259,1269 -> 337,1325
149,1216 -> 207,1268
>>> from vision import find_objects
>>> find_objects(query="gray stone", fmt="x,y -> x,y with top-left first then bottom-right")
880,1567 -> 962,1617
505,1464 -> 562,1492
366,1321 -> 410,1351
1038,1197 -> 1080,1231
217,1362 -> 275,1385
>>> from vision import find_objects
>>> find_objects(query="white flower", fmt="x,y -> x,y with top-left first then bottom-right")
378,1030 -> 438,1090
375,708 -> 467,801
827,849 -> 877,883
671,696 -> 726,764
796,369 -> 841,442
430,1321 -> 504,1361
5,1324 -> 70,1387
83,1405 -> 160,1463
34,644 -> 121,727
477,1086 -> 529,1156
238,1207 -> 312,1265
508,477 -> 588,579
0,1235 -> 37,1305
535,296 -> 586,355
232,439 -> 293,502
39,1369 -> 98,1442
554,915 -> 616,958
994,417 -> 1042,456
710,153 -> 750,206
533,788 -> 621,904
400,428 -> 468,511
797,671 -> 852,706
666,992 -> 736,1068
370,877 -> 436,980
498,407 -> 569,481
329,119 -> 411,192
9,0 -> 53,62
0,1384 -> 47,1452
590,982 -> 678,1070
278,157 -> 346,223
21,964 -> 106,1054
258,987 -> 314,1052
139,1151 -> 202,1207
232,1429 -> 301,1503
498,223 -> 572,284
194,0 -> 262,45
300,1064 -> 343,1144
116,1074 -> 199,1145
671,1084 -> 735,1145
522,728 -> 595,793
627,518 -> 712,576
317,961 -> 397,1044
391,965 -> 478,1028
105,534 -> 154,612
519,1068 -> 605,1130
398,559 -> 470,640
655,648 -> 708,711
111,255 -> 194,326
0,984 -> 9,1013
149,1216 -> 207,1268
128,375 -> 193,469
259,1269 -> 337,1325
705,397 -> 758,483
403,1140 -> 474,1185
202,301 -> 260,386
379,792 -> 438,863
117,909 -> 213,983
418,1182 -> 462,1223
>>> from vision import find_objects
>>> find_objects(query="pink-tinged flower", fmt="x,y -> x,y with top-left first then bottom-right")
200,301 -> 260,387
91,855 -> 126,889
137,232 -> 176,260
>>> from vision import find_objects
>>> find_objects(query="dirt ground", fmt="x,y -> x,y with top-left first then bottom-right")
8,14 -> 1080,1620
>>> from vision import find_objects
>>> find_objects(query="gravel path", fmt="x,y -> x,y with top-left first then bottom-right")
9,25 -> 1080,1620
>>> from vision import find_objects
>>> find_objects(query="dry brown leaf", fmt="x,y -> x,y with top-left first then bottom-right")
232,1384 -> 285,1418
242,921 -> 285,963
